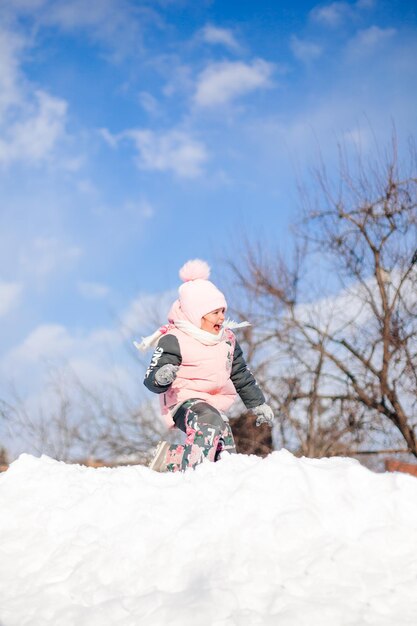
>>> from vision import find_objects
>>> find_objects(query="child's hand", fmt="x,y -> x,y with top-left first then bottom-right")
155,364 -> 179,386
252,403 -> 275,427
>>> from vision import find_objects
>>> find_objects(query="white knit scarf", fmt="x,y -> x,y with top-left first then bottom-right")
134,318 -> 250,352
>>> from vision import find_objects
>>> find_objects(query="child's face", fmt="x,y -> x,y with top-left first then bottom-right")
201,307 -> 226,334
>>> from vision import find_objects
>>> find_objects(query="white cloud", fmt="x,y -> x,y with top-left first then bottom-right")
64,357 -> 132,392
310,2 -> 351,27
100,127 -> 119,149
162,63 -> 194,99
356,0 -> 375,8
76,179 -> 98,195
0,27 -> 24,115
2,0 -> 145,59
0,281 -> 22,318
139,199 -> 154,219
0,22 -> 69,167
2,0 -> 47,10
3,290 -> 173,380
119,197 -> 155,221
200,25 -> 241,52
8,324 -> 75,363
294,270 -> 414,346
290,36 -> 323,63
77,282 -> 110,300
309,0 -> 374,27
0,90 -> 68,166
194,59 -> 274,108
0,290 -> 175,435
42,0 -> 120,30
122,291 -> 176,335
348,26 -> 396,56
5,318 -> 130,374
19,237 -> 82,279
126,129 -> 209,178
138,91 -> 161,116
0,321 -> 132,431
342,127 -> 372,149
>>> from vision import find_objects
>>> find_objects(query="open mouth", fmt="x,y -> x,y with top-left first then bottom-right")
213,323 -> 222,332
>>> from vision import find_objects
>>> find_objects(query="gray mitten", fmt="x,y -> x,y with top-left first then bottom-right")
155,364 -> 179,386
252,403 -> 275,427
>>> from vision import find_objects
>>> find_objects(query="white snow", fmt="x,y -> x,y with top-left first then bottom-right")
1,450 -> 417,626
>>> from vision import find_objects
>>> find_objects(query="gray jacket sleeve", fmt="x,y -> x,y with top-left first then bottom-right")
230,340 -> 265,408
143,334 -> 182,395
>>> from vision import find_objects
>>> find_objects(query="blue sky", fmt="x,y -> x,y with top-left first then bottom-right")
0,0 -> 416,454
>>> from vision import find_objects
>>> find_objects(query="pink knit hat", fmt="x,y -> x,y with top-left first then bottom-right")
169,259 -> 227,328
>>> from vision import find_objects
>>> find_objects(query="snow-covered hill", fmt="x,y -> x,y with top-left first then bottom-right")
1,451 -> 417,626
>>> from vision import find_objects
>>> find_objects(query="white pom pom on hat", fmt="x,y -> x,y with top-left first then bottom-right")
176,258 -> 227,327
179,259 -> 211,282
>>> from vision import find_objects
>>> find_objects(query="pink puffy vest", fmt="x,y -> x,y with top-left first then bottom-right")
160,327 -> 237,427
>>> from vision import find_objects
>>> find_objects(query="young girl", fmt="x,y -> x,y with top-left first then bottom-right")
138,259 -> 274,472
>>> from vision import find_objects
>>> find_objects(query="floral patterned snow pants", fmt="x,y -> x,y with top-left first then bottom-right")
165,399 -> 236,472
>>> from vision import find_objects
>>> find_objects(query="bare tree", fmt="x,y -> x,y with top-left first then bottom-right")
0,295 -> 178,465
1,365 -> 167,464
230,137 -> 417,458
230,411 -> 273,457
0,437 -> 9,470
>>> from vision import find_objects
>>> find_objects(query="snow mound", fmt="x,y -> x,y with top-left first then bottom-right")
1,450 -> 417,626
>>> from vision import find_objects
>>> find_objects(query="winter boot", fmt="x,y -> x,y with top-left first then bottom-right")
148,441 -> 170,472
